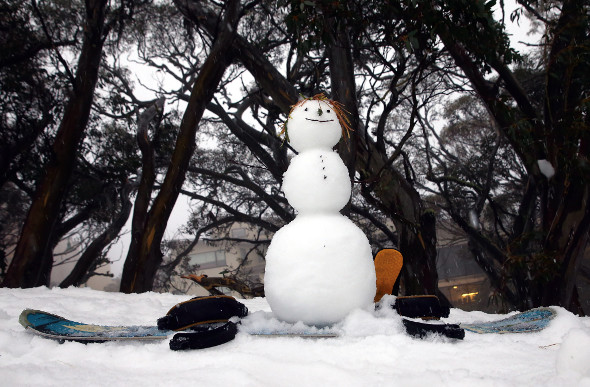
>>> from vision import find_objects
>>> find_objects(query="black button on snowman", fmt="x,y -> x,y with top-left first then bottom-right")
264,94 -> 376,326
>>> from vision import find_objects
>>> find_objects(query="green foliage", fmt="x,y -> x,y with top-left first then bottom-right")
1,0 -> 164,287
2,0 -> 586,305
281,0 -> 368,53
280,0 -> 520,76
0,0 -> 62,184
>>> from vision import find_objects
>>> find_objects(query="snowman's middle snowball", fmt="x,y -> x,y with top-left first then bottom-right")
282,149 -> 351,214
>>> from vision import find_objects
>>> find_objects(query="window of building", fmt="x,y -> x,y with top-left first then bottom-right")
449,283 -> 481,305
231,228 -> 247,238
188,250 -> 227,269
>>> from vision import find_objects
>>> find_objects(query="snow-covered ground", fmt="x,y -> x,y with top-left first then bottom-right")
1,287 -> 589,387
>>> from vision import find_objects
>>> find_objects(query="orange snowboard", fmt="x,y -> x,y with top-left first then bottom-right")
374,249 -> 403,303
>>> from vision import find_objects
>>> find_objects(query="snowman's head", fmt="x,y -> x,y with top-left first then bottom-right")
282,94 -> 352,152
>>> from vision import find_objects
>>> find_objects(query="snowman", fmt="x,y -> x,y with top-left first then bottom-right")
264,94 -> 376,326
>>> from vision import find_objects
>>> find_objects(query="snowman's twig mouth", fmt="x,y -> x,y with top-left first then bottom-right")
305,118 -> 334,123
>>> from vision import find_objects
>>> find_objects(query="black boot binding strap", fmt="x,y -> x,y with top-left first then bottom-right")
169,321 -> 239,350
158,295 -> 248,331
377,295 -> 463,339
160,294 -> 463,349
157,295 -> 248,350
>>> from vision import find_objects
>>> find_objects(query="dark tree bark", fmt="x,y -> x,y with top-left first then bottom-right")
119,0 -> 242,293
59,182 -> 133,288
174,0 -> 300,113
119,99 -> 162,291
3,0 -> 109,288
416,0 -> 590,311
176,1 -> 442,297
36,199 -> 100,286
327,19 -> 439,297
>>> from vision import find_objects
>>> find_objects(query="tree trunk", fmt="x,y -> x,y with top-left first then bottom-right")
59,183 -> 133,288
2,0 -> 108,288
541,173 -> 590,309
173,1 -> 300,113
177,1 -> 440,296
328,21 -> 439,297
119,0 -> 241,293
538,0 -> 590,310
327,21 -> 358,180
427,0 -> 590,311
120,100 -> 161,291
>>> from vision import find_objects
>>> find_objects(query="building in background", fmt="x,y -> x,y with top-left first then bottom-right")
31,220 -> 589,316
437,244 -> 496,312
50,234 -> 120,291
436,241 -> 590,315
161,223 -> 267,297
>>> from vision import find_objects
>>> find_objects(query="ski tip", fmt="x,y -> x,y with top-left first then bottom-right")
19,309 -> 37,329
19,309 -> 66,330
461,307 -> 557,334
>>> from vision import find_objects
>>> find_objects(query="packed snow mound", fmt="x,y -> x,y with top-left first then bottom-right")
3,287 -> 590,387
537,159 -> 556,179
239,295 -> 404,337
266,95 -> 374,326
556,328 -> 590,380
264,214 -> 376,326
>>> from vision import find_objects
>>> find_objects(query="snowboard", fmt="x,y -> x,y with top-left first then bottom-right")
19,309 -> 171,342
19,309 -> 338,343
374,249 -> 403,303
461,307 -> 557,334
20,307 -> 556,344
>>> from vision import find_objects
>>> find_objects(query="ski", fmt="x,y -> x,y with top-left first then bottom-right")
20,309 -> 170,342
19,309 -> 337,343
19,303 -> 557,350
461,307 -> 556,334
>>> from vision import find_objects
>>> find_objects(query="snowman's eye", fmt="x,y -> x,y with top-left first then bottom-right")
304,107 -> 308,111
327,110 -> 331,113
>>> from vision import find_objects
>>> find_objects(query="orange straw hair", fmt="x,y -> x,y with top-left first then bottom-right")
279,93 -> 353,140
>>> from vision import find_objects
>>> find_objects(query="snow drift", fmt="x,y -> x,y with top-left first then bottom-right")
1,287 -> 589,386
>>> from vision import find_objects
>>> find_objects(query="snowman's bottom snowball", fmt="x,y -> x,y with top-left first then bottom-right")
264,214 -> 376,326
